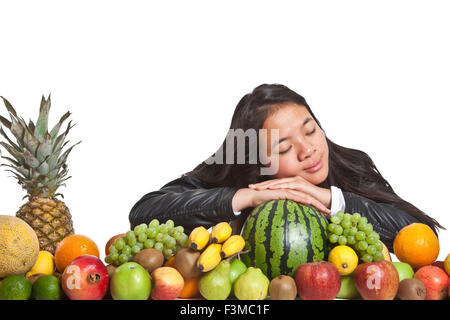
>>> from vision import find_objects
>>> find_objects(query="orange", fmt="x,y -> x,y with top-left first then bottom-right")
54,234 -> 100,272
393,223 -> 439,269
164,255 -> 200,299
179,276 -> 200,299
164,256 -> 176,268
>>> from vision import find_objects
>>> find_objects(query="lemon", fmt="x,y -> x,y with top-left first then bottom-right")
328,245 -> 358,276
381,241 -> 391,261
25,251 -> 55,278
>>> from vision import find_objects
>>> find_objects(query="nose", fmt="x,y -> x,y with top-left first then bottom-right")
295,138 -> 314,161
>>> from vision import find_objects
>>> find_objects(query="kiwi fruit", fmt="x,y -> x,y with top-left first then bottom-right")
106,264 -> 117,278
269,275 -> 297,300
175,248 -> 202,279
398,278 -> 426,300
132,248 -> 164,273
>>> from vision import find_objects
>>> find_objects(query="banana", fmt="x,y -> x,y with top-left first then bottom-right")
220,235 -> 246,258
210,222 -> 232,243
197,243 -> 222,272
188,226 -> 210,251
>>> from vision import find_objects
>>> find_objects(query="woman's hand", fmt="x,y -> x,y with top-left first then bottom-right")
248,176 -> 332,214
232,187 -> 331,216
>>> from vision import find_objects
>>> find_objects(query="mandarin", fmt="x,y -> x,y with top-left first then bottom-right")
393,223 -> 439,269
54,234 -> 99,272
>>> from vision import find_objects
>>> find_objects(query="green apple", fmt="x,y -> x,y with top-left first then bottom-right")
392,262 -> 414,282
230,259 -> 247,285
336,275 -> 360,299
229,259 -> 247,298
110,262 -> 151,300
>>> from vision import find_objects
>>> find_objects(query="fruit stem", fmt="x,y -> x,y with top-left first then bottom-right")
88,273 -> 101,284
225,249 -> 250,262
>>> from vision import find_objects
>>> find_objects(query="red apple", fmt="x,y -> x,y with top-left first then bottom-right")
61,255 -> 109,300
150,267 -> 184,300
294,261 -> 341,300
414,265 -> 449,300
353,260 -> 399,300
105,233 -> 126,255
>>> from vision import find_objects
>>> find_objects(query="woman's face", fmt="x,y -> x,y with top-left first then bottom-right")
261,102 -> 329,185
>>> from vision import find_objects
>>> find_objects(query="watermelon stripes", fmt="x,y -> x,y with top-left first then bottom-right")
241,200 -> 329,279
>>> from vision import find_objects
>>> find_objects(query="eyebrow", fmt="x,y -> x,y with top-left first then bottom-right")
271,117 -> 313,148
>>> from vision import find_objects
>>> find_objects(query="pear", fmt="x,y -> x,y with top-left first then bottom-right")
234,267 -> 270,300
198,259 -> 231,300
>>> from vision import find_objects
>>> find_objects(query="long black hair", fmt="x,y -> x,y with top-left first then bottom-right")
182,83 -> 444,232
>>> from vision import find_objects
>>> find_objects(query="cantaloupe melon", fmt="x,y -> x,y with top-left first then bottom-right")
0,215 -> 40,277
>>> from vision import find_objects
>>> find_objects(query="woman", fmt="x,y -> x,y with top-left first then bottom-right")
129,83 -> 444,251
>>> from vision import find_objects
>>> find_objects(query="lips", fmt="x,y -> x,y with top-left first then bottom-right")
304,159 -> 322,173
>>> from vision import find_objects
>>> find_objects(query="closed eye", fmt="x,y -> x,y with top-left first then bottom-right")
279,146 -> 292,154
307,128 -> 316,136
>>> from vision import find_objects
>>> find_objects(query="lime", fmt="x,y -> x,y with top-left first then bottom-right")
0,275 -> 32,300
32,275 -> 61,300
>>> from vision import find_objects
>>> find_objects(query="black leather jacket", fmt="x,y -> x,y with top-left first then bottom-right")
129,175 -> 433,252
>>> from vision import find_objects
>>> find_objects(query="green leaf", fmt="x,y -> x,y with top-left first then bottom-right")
10,117 -> 25,146
0,96 -> 17,118
29,167 -> 40,180
0,142 -> 25,163
23,126 -> 39,156
56,141 -> 81,167
28,119 -> 35,135
46,151 -> 60,171
36,133 -> 53,163
52,120 -> 74,153
0,164 -> 28,178
23,148 -> 40,168
0,115 -> 11,129
4,169 -> 25,181
50,111 -> 71,143
48,167 -> 59,180
34,95 -> 51,143
0,125 -> 21,152
0,154 -> 21,167
36,160 -> 49,175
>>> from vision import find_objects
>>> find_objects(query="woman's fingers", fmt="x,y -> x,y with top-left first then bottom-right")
249,177 -> 294,189
266,182 -> 304,191
283,189 -> 331,216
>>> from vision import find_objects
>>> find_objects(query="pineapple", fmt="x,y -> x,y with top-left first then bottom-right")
0,95 -> 79,254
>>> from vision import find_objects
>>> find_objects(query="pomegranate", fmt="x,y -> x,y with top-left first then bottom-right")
61,255 -> 109,300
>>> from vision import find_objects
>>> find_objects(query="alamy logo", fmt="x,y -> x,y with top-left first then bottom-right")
366,265 -> 382,290
65,264 -> 81,290
204,128 -> 280,175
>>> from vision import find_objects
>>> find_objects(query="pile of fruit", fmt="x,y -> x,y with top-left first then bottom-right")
0,217 -> 250,300
104,219 -> 189,265
0,97 -> 449,300
1,206 -> 449,300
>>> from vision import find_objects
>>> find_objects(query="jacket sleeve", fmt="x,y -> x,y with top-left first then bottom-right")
342,191 -> 437,252
129,176 -> 241,234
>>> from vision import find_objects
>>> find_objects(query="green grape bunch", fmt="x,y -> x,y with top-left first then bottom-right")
327,211 -> 385,263
104,219 -> 189,266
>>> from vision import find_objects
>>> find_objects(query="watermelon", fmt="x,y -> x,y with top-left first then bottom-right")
240,199 -> 329,279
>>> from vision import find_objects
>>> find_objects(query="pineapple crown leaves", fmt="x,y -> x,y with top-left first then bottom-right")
0,95 -> 81,198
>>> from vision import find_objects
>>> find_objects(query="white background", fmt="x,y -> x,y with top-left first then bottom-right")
0,1 -> 448,262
